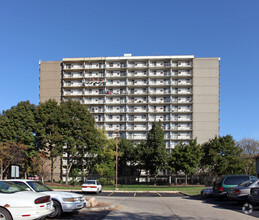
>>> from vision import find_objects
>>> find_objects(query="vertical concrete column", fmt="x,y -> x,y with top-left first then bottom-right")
192,58 -> 220,144
39,61 -> 62,103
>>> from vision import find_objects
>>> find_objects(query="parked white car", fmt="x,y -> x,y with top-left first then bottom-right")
82,180 -> 102,194
4,179 -> 86,218
0,181 -> 54,220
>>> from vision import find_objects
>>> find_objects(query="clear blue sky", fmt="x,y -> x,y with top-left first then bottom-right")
0,0 -> 258,141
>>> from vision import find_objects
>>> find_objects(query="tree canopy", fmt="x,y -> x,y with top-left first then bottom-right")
169,139 -> 203,184
141,121 -> 167,184
59,99 -> 102,184
201,135 -> 244,175
236,138 -> 259,175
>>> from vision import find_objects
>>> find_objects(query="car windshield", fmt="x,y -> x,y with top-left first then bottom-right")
27,181 -> 53,192
224,176 -> 249,185
239,179 -> 257,187
84,180 -> 96,185
0,181 -> 25,193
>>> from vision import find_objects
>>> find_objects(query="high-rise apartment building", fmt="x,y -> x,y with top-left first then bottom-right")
39,54 -> 220,151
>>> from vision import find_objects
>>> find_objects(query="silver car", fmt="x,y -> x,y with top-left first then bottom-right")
227,179 -> 259,201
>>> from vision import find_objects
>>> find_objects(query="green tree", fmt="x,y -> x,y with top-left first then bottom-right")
141,121 -> 167,185
236,138 -> 259,175
0,101 -> 36,145
118,138 -> 137,176
59,99 -> 101,184
201,135 -> 244,176
93,130 -> 116,181
35,99 -> 63,182
0,101 -> 37,178
169,139 -> 203,184
78,128 -> 116,181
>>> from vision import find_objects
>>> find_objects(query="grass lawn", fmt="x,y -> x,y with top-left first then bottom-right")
46,183 -> 206,196
103,185 -> 205,195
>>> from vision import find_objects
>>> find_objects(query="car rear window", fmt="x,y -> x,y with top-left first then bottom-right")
224,176 -> 249,185
84,180 -> 96,184
239,179 -> 257,187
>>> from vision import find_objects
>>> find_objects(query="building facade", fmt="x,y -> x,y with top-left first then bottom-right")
39,54 -> 220,151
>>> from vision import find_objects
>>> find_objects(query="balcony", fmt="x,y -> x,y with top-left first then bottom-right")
178,61 -> 192,67
63,72 -> 83,79
106,63 -> 127,69
63,82 -> 83,87
90,109 -> 104,113
85,63 -> 105,69
149,81 -> 170,86
106,72 -> 125,77
127,81 -> 147,86
128,62 -> 148,68
128,72 -> 147,77
149,90 -> 169,95
106,109 -> 126,113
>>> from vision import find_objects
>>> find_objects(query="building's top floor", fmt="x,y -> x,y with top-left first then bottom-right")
62,54 -> 196,62
40,54 -> 220,64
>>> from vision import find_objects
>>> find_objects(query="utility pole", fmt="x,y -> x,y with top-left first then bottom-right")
115,130 -> 119,190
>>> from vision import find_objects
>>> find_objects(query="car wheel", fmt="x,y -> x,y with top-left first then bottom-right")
48,200 -> 62,218
0,208 -> 12,220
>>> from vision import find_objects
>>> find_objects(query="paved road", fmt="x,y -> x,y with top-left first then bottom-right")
54,193 -> 259,220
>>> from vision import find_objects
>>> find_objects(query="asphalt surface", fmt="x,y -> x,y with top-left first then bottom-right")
51,192 -> 259,220
87,191 -> 183,197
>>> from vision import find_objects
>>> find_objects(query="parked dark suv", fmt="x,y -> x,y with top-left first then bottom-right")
213,175 -> 257,198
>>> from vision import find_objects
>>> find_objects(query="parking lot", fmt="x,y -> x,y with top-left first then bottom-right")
90,191 -> 183,197
53,192 -> 259,219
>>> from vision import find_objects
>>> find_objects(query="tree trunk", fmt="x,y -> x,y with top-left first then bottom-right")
60,157 -> 63,182
154,175 -> 157,186
185,175 -> 188,185
169,174 -> 172,185
65,163 -> 72,185
51,158 -> 54,183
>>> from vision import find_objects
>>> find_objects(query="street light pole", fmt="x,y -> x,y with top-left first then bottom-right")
115,130 -> 119,190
